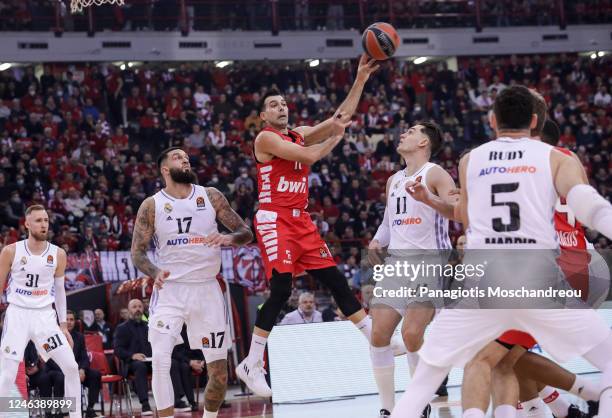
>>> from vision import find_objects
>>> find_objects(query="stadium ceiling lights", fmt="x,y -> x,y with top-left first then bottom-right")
590,53 -> 598,59
216,61 -> 232,68
413,57 -> 428,65
597,51 -> 605,57
309,59 -> 320,68
0,63 -> 12,71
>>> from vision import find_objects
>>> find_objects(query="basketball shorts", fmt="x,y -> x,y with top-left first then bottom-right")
419,308 -> 611,368
254,207 -> 336,279
148,280 -> 230,362
497,330 -> 537,350
0,304 -> 71,362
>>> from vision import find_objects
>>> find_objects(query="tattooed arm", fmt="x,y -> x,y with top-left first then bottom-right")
205,187 -> 253,246
131,197 -> 169,287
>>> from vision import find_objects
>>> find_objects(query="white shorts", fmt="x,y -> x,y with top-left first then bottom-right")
148,280 -> 230,363
419,308 -> 612,368
0,304 -> 71,362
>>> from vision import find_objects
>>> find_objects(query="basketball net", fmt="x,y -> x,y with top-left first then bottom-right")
70,0 -> 124,14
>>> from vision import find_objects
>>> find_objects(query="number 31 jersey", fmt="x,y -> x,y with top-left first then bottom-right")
465,137 -> 558,249
8,240 -> 59,308
153,184 -> 221,283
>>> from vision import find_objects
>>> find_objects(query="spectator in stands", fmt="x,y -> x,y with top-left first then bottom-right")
47,311 -> 102,418
86,308 -> 113,349
114,299 -> 153,415
119,308 -> 130,323
279,292 -> 323,325
360,284 -> 374,312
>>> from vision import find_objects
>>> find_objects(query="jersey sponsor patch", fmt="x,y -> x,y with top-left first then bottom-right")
202,336 -> 210,348
46,255 -> 54,265
393,217 -> 422,226
196,196 -> 206,210
478,165 -> 536,177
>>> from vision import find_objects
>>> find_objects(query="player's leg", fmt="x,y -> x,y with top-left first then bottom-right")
149,328 -> 178,417
490,345 -> 526,418
307,266 -> 372,340
0,306 -> 30,397
514,351 -> 599,402
461,341 -> 509,418
370,306 -> 403,416
148,285 -> 188,417
44,341 -> 81,418
579,333 -> 612,418
401,304 -> 434,376
202,358 -> 228,418
237,269 -> 292,396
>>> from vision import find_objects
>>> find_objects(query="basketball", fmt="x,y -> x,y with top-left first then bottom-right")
362,22 -> 400,60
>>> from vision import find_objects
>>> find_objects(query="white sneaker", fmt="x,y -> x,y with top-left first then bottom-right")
391,334 -> 407,356
236,358 -> 272,397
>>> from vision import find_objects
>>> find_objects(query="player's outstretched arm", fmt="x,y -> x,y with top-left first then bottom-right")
0,244 -> 16,295
205,187 -> 253,247
368,176 -> 393,266
296,54 -> 379,145
256,115 -> 349,165
552,150 -> 612,240
405,165 -> 461,221
54,248 -> 74,348
131,197 -> 170,288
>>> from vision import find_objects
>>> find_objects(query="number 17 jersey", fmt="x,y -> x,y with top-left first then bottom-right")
153,184 -> 221,282
465,137 -> 558,249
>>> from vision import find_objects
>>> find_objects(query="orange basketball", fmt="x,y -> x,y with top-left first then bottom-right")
362,22 -> 400,60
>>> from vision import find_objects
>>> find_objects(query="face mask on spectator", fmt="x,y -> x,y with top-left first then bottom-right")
322,168 -> 329,175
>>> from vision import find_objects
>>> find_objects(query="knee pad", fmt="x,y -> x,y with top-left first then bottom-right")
311,266 -> 361,316
255,270 -> 292,331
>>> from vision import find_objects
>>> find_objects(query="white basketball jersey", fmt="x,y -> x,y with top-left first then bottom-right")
153,184 -> 221,282
8,240 -> 58,308
387,163 -> 452,251
466,137 -> 558,249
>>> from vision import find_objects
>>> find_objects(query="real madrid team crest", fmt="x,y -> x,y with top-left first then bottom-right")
20,256 -> 27,265
164,203 -> 173,214
196,196 -> 206,210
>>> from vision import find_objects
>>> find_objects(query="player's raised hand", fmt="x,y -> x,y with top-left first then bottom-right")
356,54 -> 380,80
405,180 -> 431,204
203,232 -> 233,247
154,269 -> 170,289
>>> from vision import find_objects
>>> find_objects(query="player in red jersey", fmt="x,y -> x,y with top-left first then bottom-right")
236,55 -> 384,397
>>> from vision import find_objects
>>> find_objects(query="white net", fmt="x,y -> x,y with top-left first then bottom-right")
70,0 -> 125,14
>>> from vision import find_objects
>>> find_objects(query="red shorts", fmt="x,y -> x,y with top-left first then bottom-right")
497,330 -> 537,349
254,206 -> 336,279
558,247 -> 591,302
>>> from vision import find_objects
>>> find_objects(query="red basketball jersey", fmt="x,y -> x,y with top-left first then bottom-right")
255,126 -> 309,209
553,147 -> 588,250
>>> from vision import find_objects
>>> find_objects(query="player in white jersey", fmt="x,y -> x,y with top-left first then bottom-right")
0,205 -> 81,418
368,122 -> 457,418
390,86 -> 612,418
131,147 -> 253,418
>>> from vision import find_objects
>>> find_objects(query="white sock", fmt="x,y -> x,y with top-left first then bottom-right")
355,315 -> 372,341
406,351 -> 419,377
569,374 -> 599,401
371,345 -> 395,412
494,404 -> 517,418
521,397 -> 552,418
204,410 -> 218,418
463,408 -> 486,418
246,333 -> 268,364
539,386 -> 570,417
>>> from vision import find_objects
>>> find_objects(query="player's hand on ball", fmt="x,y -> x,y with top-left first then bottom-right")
367,239 -> 384,266
356,54 -> 380,80
405,180 -> 430,203
154,270 -> 171,289
203,232 -> 233,247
